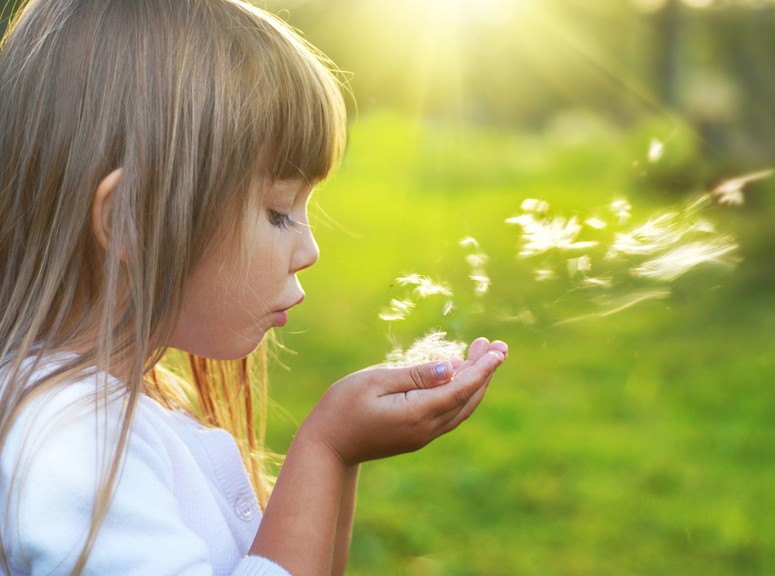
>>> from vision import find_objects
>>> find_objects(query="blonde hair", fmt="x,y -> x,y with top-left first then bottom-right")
0,0 -> 346,572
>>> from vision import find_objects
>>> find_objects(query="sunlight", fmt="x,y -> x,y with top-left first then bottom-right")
416,0 -> 521,26
631,0 -> 670,12
357,0 -> 648,123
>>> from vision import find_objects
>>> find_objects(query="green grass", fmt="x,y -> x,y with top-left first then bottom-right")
265,111 -> 775,575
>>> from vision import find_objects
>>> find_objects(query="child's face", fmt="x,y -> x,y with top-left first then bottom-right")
170,179 -> 319,359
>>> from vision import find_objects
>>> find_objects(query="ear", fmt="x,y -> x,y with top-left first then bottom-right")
91,168 -> 124,251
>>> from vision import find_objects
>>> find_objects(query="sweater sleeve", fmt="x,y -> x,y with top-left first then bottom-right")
0,383 -> 290,576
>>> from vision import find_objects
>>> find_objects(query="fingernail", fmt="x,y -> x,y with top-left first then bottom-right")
434,362 -> 450,380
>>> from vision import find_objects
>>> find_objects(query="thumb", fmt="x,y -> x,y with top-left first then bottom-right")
380,360 -> 454,394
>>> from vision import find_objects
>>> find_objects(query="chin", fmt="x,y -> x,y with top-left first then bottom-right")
174,332 -> 268,361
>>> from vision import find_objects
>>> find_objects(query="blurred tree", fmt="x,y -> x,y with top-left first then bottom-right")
714,6 -> 775,164
3,0 -> 772,167
316,0 -> 775,168
653,0 -> 682,110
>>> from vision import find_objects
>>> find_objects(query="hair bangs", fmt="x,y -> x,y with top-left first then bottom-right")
240,7 -> 348,184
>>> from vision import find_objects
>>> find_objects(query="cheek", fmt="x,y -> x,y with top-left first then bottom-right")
206,239 -> 286,321
170,270 -> 269,359
240,232 -> 285,294
180,225 -> 279,316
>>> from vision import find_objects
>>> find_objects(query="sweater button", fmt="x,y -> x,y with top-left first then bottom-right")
235,496 -> 258,521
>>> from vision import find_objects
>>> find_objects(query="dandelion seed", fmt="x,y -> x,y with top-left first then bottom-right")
609,233 -> 660,257
691,219 -> 716,234
465,253 -> 489,269
391,299 -> 415,313
521,198 -> 550,214
465,254 -> 491,297
415,278 -> 453,298
567,255 -> 592,278
470,274 -> 492,296
685,193 -> 713,213
517,216 -> 598,257
378,298 -> 416,322
648,138 -> 665,163
711,169 -> 773,207
534,268 -> 557,281
378,311 -> 407,322
595,290 -> 672,316
609,213 -> 687,257
631,239 -> 739,282
610,199 -> 632,223
505,214 -> 535,226
460,238 -> 491,298
581,276 -> 613,289
713,186 -> 744,207
384,331 -> 467,367
396,274 -> 453,298
555,289 -> 671,326
585,217 -> 607,230
443,300 -> 456,316
396,274 -> 423,286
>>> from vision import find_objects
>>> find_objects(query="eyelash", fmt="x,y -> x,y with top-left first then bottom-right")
268,209 -> 293,230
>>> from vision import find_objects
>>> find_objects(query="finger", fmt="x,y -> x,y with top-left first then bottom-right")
431,369 -> 494,427
436,350 -> 500,419
416,350 -> 503,415
377,359 -> 455,395
489,340 -> 509,358
449,357 -> 465,371
455,338 -> 509,376
450,337 -> 490,375
437,373 -> 492,433
465,337 -> 491,364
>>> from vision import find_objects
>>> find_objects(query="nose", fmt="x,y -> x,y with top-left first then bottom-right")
292,223 -> 320,273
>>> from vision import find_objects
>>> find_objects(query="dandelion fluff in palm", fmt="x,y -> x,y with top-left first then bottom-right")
384,331 -> 467,367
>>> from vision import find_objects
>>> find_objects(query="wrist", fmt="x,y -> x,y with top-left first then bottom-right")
292,421 -> 354,471
252,423 -> 357,571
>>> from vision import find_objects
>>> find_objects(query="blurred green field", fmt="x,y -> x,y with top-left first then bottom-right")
265,111 -> 775,575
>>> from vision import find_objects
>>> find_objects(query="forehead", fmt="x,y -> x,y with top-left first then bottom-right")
261,179 -> 314,202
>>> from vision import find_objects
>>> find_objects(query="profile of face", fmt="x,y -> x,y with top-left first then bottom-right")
171,179 -> 319,360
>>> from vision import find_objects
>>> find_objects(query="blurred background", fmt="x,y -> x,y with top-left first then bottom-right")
254,1 -> 775,574
7,0 -> 775,574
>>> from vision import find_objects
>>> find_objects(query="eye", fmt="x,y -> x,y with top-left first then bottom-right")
268,209 -> 293,230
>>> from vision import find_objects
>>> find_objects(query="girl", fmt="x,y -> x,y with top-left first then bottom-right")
0,1 -> 508,575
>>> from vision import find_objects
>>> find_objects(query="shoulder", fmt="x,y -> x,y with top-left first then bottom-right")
2,366 -> 118,471
1,363 -> 169,484
0,358 -> 194,474
0,363 -> 162,510
0,358 -> 282,575
0,364 -> 185,572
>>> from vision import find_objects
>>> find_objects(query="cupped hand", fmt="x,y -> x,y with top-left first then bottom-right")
298,338 -> 508,467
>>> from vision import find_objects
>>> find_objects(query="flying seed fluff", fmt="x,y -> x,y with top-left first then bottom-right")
0,0 -> 347,573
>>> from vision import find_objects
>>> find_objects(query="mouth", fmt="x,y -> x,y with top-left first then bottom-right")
274,295 -> 305,327
273,310 -> 289,327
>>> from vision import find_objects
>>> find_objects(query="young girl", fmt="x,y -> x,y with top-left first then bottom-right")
0,1 -> 508,575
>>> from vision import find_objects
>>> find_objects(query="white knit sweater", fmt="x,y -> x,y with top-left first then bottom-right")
0,364 -> 291,576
